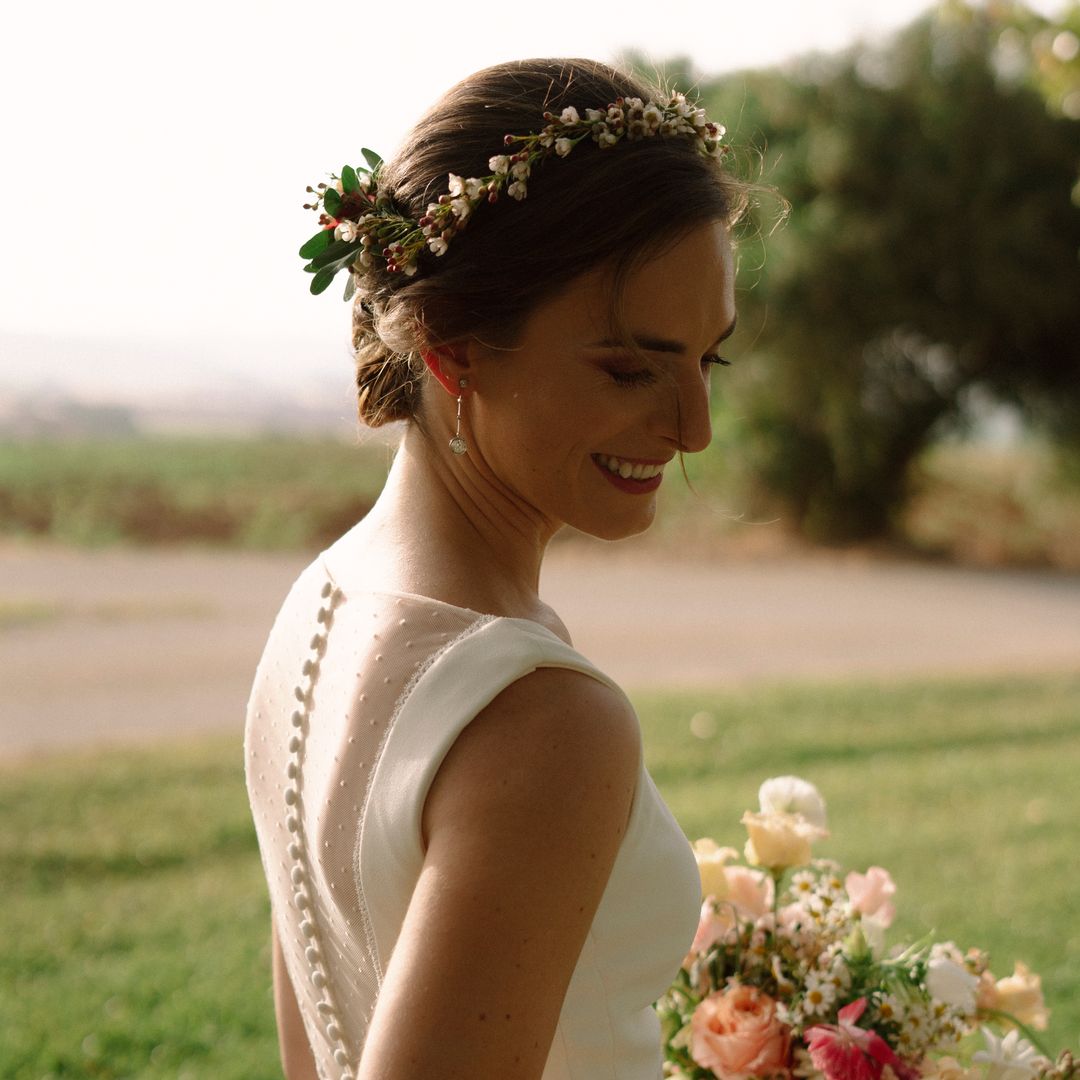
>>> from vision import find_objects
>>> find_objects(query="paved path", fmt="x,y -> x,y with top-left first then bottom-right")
2,542 -> 1078,758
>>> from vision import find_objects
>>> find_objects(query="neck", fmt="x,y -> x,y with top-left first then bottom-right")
360,421 -> 561,616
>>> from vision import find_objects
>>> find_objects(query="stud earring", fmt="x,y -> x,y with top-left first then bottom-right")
449,378 -> 468,456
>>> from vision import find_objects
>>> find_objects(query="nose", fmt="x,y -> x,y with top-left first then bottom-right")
658,367 -> 713,454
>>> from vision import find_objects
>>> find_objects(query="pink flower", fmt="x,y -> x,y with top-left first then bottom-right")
726,865 -> 774,920
804,999 -> 914,1080
688,898 -> 733,962
690,984 -> 791,1080
684,865 -> 775,968
845,867 -> 896,927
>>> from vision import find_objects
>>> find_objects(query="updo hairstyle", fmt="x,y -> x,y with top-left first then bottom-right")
352,57 -> 749,428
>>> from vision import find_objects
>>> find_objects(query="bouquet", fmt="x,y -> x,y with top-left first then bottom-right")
657,776 -> 1075,1080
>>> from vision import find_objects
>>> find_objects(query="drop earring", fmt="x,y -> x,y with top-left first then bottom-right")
449,378 -> 468,456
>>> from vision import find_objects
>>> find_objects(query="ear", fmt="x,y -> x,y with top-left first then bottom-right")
422,344 -> 471,396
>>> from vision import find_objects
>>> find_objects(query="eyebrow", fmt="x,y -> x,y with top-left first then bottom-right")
590,313 -> 738,355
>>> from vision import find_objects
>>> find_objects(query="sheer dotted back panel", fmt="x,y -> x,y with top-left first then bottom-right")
244,560 -> 485,1080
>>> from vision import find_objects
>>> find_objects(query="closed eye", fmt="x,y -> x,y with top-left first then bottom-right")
604,365 -> 658,389
703,353 -> 731,368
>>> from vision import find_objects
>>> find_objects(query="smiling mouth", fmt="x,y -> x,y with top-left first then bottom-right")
592,453 -> 666,480
591,453 -> 667,494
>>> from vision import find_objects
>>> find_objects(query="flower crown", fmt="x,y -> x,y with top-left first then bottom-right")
299,91 -> 728,299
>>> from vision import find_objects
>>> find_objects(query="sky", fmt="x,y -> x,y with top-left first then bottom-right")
0,0 -> 1066,403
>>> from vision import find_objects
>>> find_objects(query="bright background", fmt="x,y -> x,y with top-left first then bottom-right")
0,0 -> 1064,403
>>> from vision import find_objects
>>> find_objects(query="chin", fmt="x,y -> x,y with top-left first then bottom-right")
571,504 -> 657,543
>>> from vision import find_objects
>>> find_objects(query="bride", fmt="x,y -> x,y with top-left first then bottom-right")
245,57 -> 748,1079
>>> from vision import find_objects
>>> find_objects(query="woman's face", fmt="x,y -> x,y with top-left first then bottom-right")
466,220 -> 737,541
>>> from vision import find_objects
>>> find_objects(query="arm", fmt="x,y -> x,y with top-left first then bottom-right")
272,916 -> 319,1080
357,666 -> 641,1080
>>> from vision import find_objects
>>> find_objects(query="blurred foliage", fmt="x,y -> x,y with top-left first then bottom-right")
0,437 -> 390,550
640,0 -> 1080,541
4,436 -> 1080,567
901,440 -> 1080,566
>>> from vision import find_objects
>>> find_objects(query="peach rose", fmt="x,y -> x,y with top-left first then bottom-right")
981,962 -> 1050,1031
920,1057 -> 982,1080
690,984 -> 791,1080
845,867 -> 897,927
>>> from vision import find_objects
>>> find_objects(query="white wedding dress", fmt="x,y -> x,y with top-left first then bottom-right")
244,534 -> 701,1079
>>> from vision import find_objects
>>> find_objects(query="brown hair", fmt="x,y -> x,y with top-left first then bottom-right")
351,57 -> 750,427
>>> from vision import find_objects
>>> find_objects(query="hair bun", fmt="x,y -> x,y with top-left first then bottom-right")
351,296 -> 422,427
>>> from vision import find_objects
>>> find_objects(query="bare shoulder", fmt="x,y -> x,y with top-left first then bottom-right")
358,668 -> 641,1080
422,665 -> 641,848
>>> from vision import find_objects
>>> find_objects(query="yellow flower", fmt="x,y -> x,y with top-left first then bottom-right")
992,963 -> 1050,1032
691,838 -> 736,900
741,810 -> 827,871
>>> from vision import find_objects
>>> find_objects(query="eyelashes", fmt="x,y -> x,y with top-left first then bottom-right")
607,367 -> 658,388
605,354 -> 731,389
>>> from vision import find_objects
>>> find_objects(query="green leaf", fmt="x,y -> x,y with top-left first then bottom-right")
298,229 -> 332,259
341,165 -> 360,194
310,265 -> 339,295
361,147 -> 383,172
309,250 -> 366,286
309,238 -> 360,269
323,187 -> 341,215
343,272 -> 356,302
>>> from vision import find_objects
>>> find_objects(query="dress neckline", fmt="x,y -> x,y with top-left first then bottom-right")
317,553 -> 571,646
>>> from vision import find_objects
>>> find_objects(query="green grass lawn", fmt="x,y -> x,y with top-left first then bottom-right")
2,673 -> 1077,1078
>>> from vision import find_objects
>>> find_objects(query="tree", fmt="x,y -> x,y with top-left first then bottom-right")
696,0 -> 1080,540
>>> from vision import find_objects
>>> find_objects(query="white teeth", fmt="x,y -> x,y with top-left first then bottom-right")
596,454 -> 665,481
